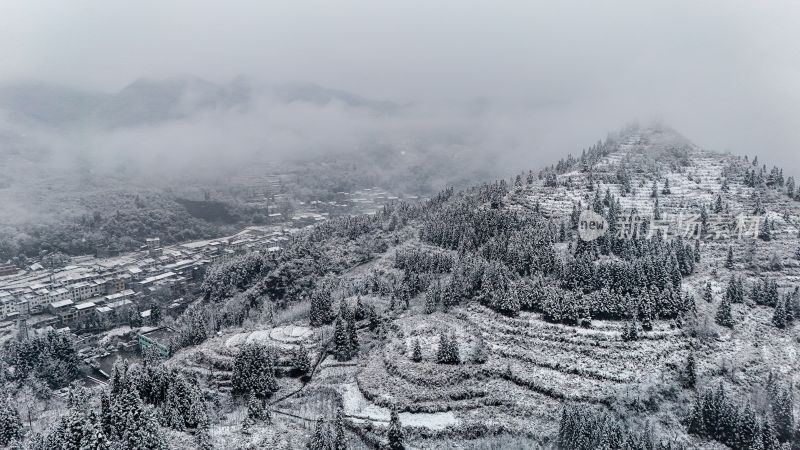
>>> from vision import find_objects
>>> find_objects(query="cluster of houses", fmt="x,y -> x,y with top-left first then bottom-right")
0,227 -> 293,333
295,188 -> 425,222
0,185 -> 425,336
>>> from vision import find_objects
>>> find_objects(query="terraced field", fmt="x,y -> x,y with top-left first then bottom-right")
355,302 -> 688,437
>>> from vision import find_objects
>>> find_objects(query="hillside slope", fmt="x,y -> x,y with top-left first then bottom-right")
159,123 -> 799,449
7,124 -> 798,450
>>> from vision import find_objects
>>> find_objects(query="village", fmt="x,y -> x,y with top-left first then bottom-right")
0,186 -> 422,386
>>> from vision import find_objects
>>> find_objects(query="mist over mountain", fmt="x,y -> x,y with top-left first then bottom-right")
2,3 -> 800,449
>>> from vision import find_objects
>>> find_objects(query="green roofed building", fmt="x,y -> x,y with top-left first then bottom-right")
137,326 -> 174,357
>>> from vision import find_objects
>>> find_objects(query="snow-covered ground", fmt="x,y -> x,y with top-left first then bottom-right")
340,383 -> 459,430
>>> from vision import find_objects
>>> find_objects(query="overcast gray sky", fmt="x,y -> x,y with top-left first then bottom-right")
2,0 -> 800,174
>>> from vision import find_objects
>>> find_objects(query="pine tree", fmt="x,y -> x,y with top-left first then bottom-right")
662,178 -> 671,195
309,288 -> 334,327
195,426 -> 214,450
685,352 -> 696,389
714,194 -> 724,213
471,333 -> 488,364
353,297 -> 367,321
447,332 -> 460,364
333,315 -> 352,362
424,282 -> 440,314
150,305 -> 161,326
766,379 -> 794,443
754,195 -> 766,214
333,408 -> 347,450
120,391 -> 168,450
759,217 -> 772,241
715,295 -> 734,328
307,418 -> 331,450
687,398 -> 705,436
100,391 -> 114,439
292,344 -> 312,379
761,416 -> 780,450
703,282 -> 714,303
725,246 -> 734,269
772,297 -> 787,329
495,287 -> 521,317
0,397 -> 22,446
622,320 -> 639,341
75,411 -> 112,449
436,332 -> 460,365
346,310 -> 359,359
387,410 -> 404,450
410,339 -> 422,362
244,394 -> 270,428
232,343 -> 277,399
436,332 -> 449,364
784,292 -> 795,325
694,239 -> 701,262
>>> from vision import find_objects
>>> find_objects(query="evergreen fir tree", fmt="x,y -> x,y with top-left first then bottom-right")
714,194 -> 724,213
754,195 -> 766,215
346,310 -> 359,359
333,315 -> 352,362
694,239 -> 701,262
387,410 -> 404,450
73,413 -> 111,450
622,320 -> 639,341
759,217 -> 772,241
309,288 -> 334,327
715,295 -> 734,328
0,397 -> 23,447
766,380 -> 794,443
783,292 -> 795,325
772,297 -> 787,329
686,352 -> 696,389
244,394 -> 270,428
424,281 -> 440,314
725,246 -> 734,269
292,344 -> 312,379
120,391 -> 168,450
761,416 -> 780,450
410,339 -> 422,362
353,297 -> 367,321
232,343 -> 277,399
703,282 -> 714,303
333,408 -> 347,450
436,332 -> 460,365
307,418 -> 331,450
447,332 -> 460,364
687,398 -> 705,436
436,332 -> 449,364
195,426 -> 214,450
662,178 -> 671,195
471,333 -> 488,364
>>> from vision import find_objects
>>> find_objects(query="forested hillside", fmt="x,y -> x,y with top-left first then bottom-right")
3,124 -> 799,449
